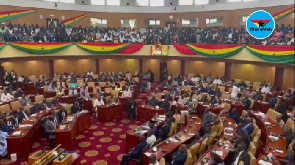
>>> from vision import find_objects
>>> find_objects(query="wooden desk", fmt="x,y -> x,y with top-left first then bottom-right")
96,104 -> 123,122
225,100 -> 245,117
82,99 -> 92,111
251,111 -> 286,158
252,101 -> 270,114
118,97 -> 130,112
256,154 -> 281,165
196,104 -> 223,116
45,91 -> 57,98
23,83 -> 35,94
35,88 -> 44,95
194,117 -> 236,165
170,103 -> 187,114
137,105 -> 165,122
142,116 -> 200,165
59,96 -> 76,104
7,110 -> 56,159
56,112 -> 91,150
125,119 -> 164,152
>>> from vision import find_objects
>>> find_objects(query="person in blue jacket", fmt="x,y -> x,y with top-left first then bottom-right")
166,144 -> 187,165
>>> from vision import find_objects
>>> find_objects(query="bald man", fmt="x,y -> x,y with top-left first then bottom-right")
149,154 -> 159,165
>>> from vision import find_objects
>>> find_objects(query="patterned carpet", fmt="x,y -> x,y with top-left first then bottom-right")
0,117 -> 143,165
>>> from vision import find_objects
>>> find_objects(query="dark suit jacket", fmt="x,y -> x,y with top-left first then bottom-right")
14,91 -> 24,98
131,141 -> 147,158
18,110 -> 30,123
127,101 -> 137,111
276,103 -> 289,122
7,117 -> 19,127
244,124 -> 254,135
172,151 -> 187,165
30,105 -> 40,115
160,101 -> 170,112
148,98 -> 159,106
71,106 -> 81,115
254,94 -> 263,101
159,123 -> 171,140
243,98 -> 251,110
224,150 -> 250,165
56,110 -> 68,123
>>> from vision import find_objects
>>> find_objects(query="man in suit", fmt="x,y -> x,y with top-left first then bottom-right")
235,129 -> 250,149
149,120 -> 159,139
56,106 -> 68,123
44,115 -> 57,147
71,102 -> 81,115
0,117 -> 11,135
18,107 -> 30,123
187,133 -> 203,147
120,135 -> 147,165
243,95 -> 251,110
160,98 -> 170,113
7,111 -> 19,129
171,88 -> 180,97
226,142 -> 250,165
253,91 -> 263,101
268,94 -> 277,109
19,94 -> 31,106
13,88 -> 24,98
228,108 -> 239,124
167,144 -> 187,165
243,117 -> 254,135
159,118 -> 171,140
127,98 -> 136,120
30,103 -> 41,115
276,98 -> 289,122
148,96 -> 159,107
35,80 -> 44,88
51,97 -> 60,106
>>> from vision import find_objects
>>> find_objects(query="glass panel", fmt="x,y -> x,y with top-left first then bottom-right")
182,19 -> 190,25
155,20 -> 160,25
194,0 -> 209,5
136,0 -> 149,6
150,0 -> 164,6
206,17 -> 223,27
182,19 -> 198,27
43,0 -> 58,2
59,0 -> 75,3
107,0 -> 120,6
227,0 -> 242,2
121,19 -> 137,28
179,0 -> 194,5
149,20 -> 156,25
101,19 -> 107,24
91,0 -> 105,5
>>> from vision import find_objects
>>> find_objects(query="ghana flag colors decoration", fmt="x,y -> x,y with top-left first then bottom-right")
60,13 -> 89,27
76,43 -> 144,54
9,42 -> 72,54
245,45 -> 294,64
0,9 -> 36,22
272,6 -> 294,22
173,44 -> 244,58
0,43 -> 5,51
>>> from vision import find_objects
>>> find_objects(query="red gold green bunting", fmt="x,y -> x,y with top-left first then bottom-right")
60,13 -> 89,27
0,43 -> 5,51
272,7 -> 294,22
9,42 -> 72,54
75,43 -> 144,54
186,44 -> 243,58
0,9 -> 36,22
245,45 -> 294,64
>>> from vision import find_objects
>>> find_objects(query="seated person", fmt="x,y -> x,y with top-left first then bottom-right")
0,117 -> 11,135
160,98 -> 170,113
268,94 -> 277,108
148,96 -> 159,107
167,111 -> 176,123
276,115 -> 285,130
185,98 -> 195,113
177,95 -> 188,105
242,95 -> 251,110
261,83 -> 270,93
56,88 -> 65,97
0,91 -> 14,102
227,108 -> 239,124
207,87 -> 215,95
19,94 -> 31,106
56,106 -> 68,122
245,87 -> 255,99
13,88 -> 24,98
122,88 -> 132,98
199,95 -> 208,103
224,142 -> 250,165
0,130 -> 8,157
35,80 -> 44,88
68,81 -> 78,95
202,127 -> 211,139
80,91 -> 90,100
201,108 -> 213,128
235,93 -> 243,102
166,144 -> 187,165
159,118 -> 171,140
18,107 -> 30,123
281,127 -> 294,148
253,91 -> 263,101
79,85 -> 88,95
44,115 -> 58,147
148,154 -> 159,165
93,97 -> 105,109
51,97 -> 60,106
47,80 -> 56,92
211,96 -> 219,105
120,135 -> 147,165
215,88 -> 222,98
173,110 -> 181,124
171,88 -> 180,97
243,117 -> 254,135
235,129 -> 250,149
146,130 -> 156,146
30,103 -> 42,115
149,120 -> 159,139
235,123 -> 250,141
110,95 -> 119,104
115,84 -> 122,91
209,153 -> 225,165
96,88 -> 104,99
284,89 -> 293,98
187,133 -> 203,147
7,111 -> 20,129
71,102 -> 82,115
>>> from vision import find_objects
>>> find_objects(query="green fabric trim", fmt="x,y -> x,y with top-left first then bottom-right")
0,44 -> 6,51
10,43 -> 72,55
245,46 -> 294,64
187,45 -> 244,58
0,11 -> 36,22
76,44 -> 128,54
65,16 -> 87,27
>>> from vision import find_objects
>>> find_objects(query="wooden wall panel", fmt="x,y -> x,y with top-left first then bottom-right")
167,60 -> 181,76
231,64 -> 275,84
99,59 -> 139,74
0,5 -> 292,28
142,59 -> 159,82
2,60 -> 49,76
283,68 -> 295,90
185,61 -> 225,77
54,59 -> 96,74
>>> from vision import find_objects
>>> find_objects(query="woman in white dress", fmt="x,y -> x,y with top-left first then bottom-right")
231,83 -> 240,100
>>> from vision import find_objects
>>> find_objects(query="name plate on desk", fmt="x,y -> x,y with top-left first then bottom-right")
28,150 -> 48,164
52,154 -> 72,165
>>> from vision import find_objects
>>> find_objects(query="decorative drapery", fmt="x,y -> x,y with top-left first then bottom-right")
10,42 -> 72,54
272,7 -> 294,22
76,43 -> 144,54
0,9 -> 36,22
245,45 -> 294,64
174,44 -> 244,58
60,13 -> 89,27
0,43 -> 5,51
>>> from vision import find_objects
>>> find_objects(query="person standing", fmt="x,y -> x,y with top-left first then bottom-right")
127,98 -> 136,120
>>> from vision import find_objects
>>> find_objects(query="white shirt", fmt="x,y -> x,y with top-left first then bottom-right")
1,93 -> 13,102
149,161 -> 159,165
191,77 -> 200,82
22,111 -> 29,121
122,91 -> 132,98
146,135 -> 156,146
213,79 -> 222,85
93,99 -> 105,107
233,151 -> 243,165
261,86 -> 270,93
231,86 -> 240,98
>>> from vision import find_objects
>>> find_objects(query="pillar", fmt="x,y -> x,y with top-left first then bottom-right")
96,59 -> 99,74
48,60 -> 54,78
181,60 -> 185,76
224,63 -> 232,81
273,67 -> 284,89
139,59 -> 143,74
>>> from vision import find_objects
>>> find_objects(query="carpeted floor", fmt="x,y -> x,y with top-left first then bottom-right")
0,117 -> 143,165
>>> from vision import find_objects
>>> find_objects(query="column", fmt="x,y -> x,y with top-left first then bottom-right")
48,60 -> 54,78
96,59 -> 99,74
181,60 -> 185,76
224,63 -> 232,82
0,63 -> 3,86
273,67 -> 284,89
139,59 -> 143,73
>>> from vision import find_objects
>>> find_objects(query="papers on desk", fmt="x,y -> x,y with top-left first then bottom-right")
141,130 -> 148,134
156,117 -> 165,121
19,124 -> 32,128
225,127 -> 233,131
268,135 -> 279,141
12,131 -> 22,136
159,115 -> 165,118
274,150 -> 283,153
168,137 -> 178,142
144,152 -> 152,156
264,122 -> 271,125
215,150 -> 223,156
189,133 -> 195,136
31,114 -> 37,116
258,160 -> 272,165
59,125 -> 67,129
192,117 -> 197,119
224,132 -> 233,136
